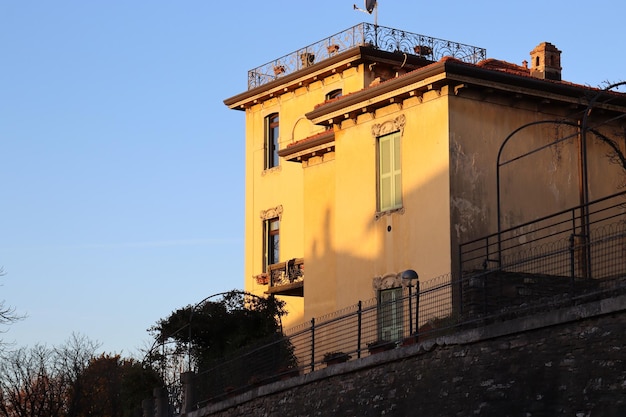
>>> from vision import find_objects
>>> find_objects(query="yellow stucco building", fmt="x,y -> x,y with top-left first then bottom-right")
225,23 -> 626,330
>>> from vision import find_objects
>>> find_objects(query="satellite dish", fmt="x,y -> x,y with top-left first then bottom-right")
353,0 -> 378,25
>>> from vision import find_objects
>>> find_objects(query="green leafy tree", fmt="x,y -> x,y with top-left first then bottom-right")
147,290 -> 297,402
149,290 -> 290,369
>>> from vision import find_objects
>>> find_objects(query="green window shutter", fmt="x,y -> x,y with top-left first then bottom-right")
378,131 -> 402,211
392,132 -> 402,208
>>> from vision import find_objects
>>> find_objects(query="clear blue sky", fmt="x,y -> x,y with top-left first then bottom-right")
1,1 -> 624,356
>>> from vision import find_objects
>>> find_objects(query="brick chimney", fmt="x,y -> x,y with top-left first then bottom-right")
529,42 -> 562,81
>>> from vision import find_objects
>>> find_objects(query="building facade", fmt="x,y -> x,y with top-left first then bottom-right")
225,23 -> 626,328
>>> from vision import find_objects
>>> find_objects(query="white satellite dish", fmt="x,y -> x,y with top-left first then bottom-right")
365,0 -> 377,13
353,0 -> 378,25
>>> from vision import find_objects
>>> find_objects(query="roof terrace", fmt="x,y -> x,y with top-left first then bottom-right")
247,22 -> 487,90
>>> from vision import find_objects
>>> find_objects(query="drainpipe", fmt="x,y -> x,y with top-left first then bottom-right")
577,118 -> 591,279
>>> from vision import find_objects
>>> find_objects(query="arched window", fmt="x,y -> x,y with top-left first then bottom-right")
324,90 -> 342,130
326,89 -> 342,101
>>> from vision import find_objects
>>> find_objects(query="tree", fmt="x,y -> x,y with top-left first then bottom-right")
0,334 -> 161,417
148,290 -> 289,370
147,290 -> 297,404
0,344 -> 66,417
0,268 -> 24,352
72,354 -> 162,417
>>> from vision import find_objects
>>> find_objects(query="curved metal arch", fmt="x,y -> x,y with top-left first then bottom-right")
577,81 -> 626,262
143,290 -> 278,372
186,290 -> 279,371
496,119 -> 580,253
495,83 -> 626,266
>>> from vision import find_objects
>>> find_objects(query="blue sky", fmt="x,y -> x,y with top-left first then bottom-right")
1,1 -> 624,355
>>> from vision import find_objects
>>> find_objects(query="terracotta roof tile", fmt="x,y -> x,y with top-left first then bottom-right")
286,130 -> 334,148
477,58 -> 531,76
311,55 -> 621,114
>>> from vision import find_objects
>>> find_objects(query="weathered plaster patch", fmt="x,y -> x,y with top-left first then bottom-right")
451,140 -> 483,190
452,197 -> 485,241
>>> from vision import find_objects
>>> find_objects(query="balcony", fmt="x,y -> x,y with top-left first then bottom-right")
266,258 -> 304,297
247,22 -> 486,89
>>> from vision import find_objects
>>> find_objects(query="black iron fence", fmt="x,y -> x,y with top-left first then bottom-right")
247,22 -> 486,89
181,273 -> 457,411
459,189 -> 626,281
167,191 -> 626,413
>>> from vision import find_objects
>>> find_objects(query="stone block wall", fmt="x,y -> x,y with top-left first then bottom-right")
184,295 -> 626,417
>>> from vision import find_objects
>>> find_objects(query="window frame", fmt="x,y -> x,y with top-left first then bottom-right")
377,130 -> 403,212
264,113 -> 280,169
325,89 -> 342,101
263,217 -> 280,272
377,287 -> 404,342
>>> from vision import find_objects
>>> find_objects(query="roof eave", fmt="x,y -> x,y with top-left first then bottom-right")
224,46 -> 432,111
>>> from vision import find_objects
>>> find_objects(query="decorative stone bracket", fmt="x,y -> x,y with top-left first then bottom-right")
371,114 -> 406,138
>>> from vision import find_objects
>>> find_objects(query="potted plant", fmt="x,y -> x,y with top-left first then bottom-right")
413,45 -> 432,56
247,375 -> 262,386
277,366 -> 300,380
367,339 -> 396,354
323,351 -> 351,366
254,273 -> 269,285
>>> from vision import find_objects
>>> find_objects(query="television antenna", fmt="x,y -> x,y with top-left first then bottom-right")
353,0 -> 378,26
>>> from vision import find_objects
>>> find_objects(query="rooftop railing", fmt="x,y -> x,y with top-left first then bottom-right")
248,22 -> 487,89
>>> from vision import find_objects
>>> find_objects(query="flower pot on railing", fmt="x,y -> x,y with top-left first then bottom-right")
327,44 -> 340,55
413,45 -> 432,56
300,52 -> 315,68
323,351 -> 351,366
278,366 -> 300,380
401,335 -> 418,347
255,273 -> 269,285
247,375 -> 262,387
367,340 -> 396,354
224,386 -> 236,397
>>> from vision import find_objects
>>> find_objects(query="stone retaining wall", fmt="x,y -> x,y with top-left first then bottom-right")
183,295 -> 626,416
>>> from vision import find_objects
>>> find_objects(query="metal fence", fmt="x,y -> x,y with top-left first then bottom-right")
183,273 -> 457,410
247,22 -> 487,89
181,260 -> 625,411
459,189 -> 626,280
170,192 -> 626,412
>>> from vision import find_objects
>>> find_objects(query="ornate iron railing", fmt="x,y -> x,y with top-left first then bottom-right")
268,258 -> 304,289
248,23 -> 487,89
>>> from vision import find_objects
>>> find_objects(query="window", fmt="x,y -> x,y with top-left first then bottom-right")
263,218 -> 280,271
378,131 -> 402,212
324,90 -> 342,130
265,113 -> 280,169
378,287 -> 404,341
325,89 -> 342,100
